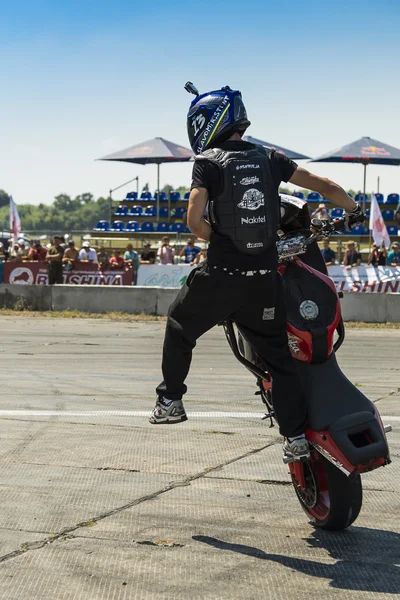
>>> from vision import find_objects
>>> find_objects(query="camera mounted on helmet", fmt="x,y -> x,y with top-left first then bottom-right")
185,82 -> 251,154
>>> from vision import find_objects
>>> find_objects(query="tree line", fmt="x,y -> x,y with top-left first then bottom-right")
0,185 -> 190,233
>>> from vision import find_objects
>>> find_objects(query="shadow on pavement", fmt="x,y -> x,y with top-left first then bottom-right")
193,527 -> 400,594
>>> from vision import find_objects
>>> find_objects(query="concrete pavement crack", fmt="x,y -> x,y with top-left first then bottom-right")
0,441 -> 276,564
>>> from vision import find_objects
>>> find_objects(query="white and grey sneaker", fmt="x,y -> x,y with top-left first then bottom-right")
283,437 -> 310,463
149,397 -> 188,425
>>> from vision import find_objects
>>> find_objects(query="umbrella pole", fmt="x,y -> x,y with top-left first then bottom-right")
362,163 -> 367,213
157,163 -> 160,223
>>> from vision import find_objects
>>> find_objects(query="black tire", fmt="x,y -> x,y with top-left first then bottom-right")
291,453 -> 363,531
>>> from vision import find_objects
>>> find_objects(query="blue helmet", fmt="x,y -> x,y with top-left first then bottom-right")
186,84 -> 251,154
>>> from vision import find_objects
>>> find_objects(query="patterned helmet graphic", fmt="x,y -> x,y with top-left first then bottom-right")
186,84 -> 251,154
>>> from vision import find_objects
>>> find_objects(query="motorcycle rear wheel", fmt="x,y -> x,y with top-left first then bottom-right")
290,452 -> 363,531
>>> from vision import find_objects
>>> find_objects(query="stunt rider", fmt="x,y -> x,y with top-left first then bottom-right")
150,83 -> 364,463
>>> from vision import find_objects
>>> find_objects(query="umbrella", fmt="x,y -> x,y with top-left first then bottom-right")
243,135 -> 311,160
98,137 -> 193,220
311,136 -> 400,210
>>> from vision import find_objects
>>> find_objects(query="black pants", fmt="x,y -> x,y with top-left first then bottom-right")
156,262 -> 307,437
48,265 -> 63,285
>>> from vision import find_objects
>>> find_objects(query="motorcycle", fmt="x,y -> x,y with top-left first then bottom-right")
223,195 -> 392,531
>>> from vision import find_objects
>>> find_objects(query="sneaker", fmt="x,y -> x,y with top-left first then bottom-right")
149,397 -> 188,425
283,437 -> 310,463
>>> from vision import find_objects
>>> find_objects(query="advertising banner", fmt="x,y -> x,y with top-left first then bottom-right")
327,265 -> 400,293
3,262 -> 133,286
137,264 -> 196,287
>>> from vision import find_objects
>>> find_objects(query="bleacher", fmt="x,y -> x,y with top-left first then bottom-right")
300,191 -> 399,238
93,190 -> 191,235
93,190 -> 399,243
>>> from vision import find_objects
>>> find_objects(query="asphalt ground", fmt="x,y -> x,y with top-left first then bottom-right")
0,316 -> 398,600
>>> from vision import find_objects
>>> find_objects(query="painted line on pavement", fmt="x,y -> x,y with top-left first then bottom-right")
0,410 -> 398,421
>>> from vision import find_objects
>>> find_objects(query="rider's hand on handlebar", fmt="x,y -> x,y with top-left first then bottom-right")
344,203 -> 365,229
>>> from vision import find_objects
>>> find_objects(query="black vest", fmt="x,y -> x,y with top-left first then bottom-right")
196,146 -> 280,255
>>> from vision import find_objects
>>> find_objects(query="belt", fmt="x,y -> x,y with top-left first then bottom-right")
212,266 -> 272,276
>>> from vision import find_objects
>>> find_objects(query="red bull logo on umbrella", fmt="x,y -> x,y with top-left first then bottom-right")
361,146 -> 390,157
127,146 -> 153,156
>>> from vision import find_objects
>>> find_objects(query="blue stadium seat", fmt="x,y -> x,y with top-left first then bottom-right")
140,191 -> 154,201
156,222 -> 170,233
375,193 -> 384,203
159,206 -> 169,218
184,226 -> 192,233
129,205 -> 143,216
382,209 -> 394,221
93,220 -> 110,232
387,226 -> 399,236
365,209 -> 371,218
183,192 -> 190,201
125,191 -> 138,200
355,193 -> 369,204
114,205 -> 128,216
154,191 -> 168,202
174,207 -> 187,218
144,205 -> 156,217
292,191 -> 304,199
170,222 -> 185,233
111,220 -> 125,232
170,191 -> 181,202
331,208 -> 343,218
125,221 -> 139,232
351,224 -> 365,235
387,193 -> 400,204
141,221 -> 154,232
306,192 -> 321,202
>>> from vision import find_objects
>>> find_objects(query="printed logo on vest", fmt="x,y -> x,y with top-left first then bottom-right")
262,307 -> 275,320
241,215 -> 266,225
246,242 -> 264,249
237,189 -> 265,211
240,176 -> 260,186
236,163 -> 260,170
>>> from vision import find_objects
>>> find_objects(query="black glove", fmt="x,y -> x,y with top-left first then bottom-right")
344,203 -> 365,229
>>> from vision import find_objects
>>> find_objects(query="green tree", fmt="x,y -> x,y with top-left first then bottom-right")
161,184 -> 173,196
142,182 -> 149,192
0,189 -> 11,209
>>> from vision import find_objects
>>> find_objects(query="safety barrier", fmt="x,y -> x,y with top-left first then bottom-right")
0,284 -> 399,322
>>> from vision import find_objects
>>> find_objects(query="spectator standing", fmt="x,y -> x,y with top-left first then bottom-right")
180,236 -> 201,264
16,239 -> 28,260
343,240 -> 362,269
79,241 -> 98,264
311,203 -> 329,220
47,236 -> 65,284
140,243 -> 156,264
368,243 -> 387,266
97,246 -> 110,269
109,249 -> 125,269
28,240 -> 47,261
124,243 -> 140,284
320,239 -> 336,266
9,244 -> 22,262
157,236 -> 175,265
192,246 -> 207,265
387,242 -> 400,266
0,243 -> 5,261
62,241 -> 79,271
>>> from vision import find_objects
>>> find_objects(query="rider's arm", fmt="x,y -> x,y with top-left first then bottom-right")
289,168 -> 357,211
187,188 -> 212,242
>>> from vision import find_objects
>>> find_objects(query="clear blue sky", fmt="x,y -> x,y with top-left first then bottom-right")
1,0 -> 400,204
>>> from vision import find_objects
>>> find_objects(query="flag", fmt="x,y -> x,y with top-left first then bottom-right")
9,196 -> 21,245
369,193 -> 390,249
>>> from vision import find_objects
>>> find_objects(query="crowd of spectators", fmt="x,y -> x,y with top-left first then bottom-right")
0,235 -> 209,284
319,239 -> 400,269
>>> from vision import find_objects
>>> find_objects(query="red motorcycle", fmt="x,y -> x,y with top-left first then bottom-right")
224,195 -> 392,531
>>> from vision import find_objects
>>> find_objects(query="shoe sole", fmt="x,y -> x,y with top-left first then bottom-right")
149,415 -> 188,425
